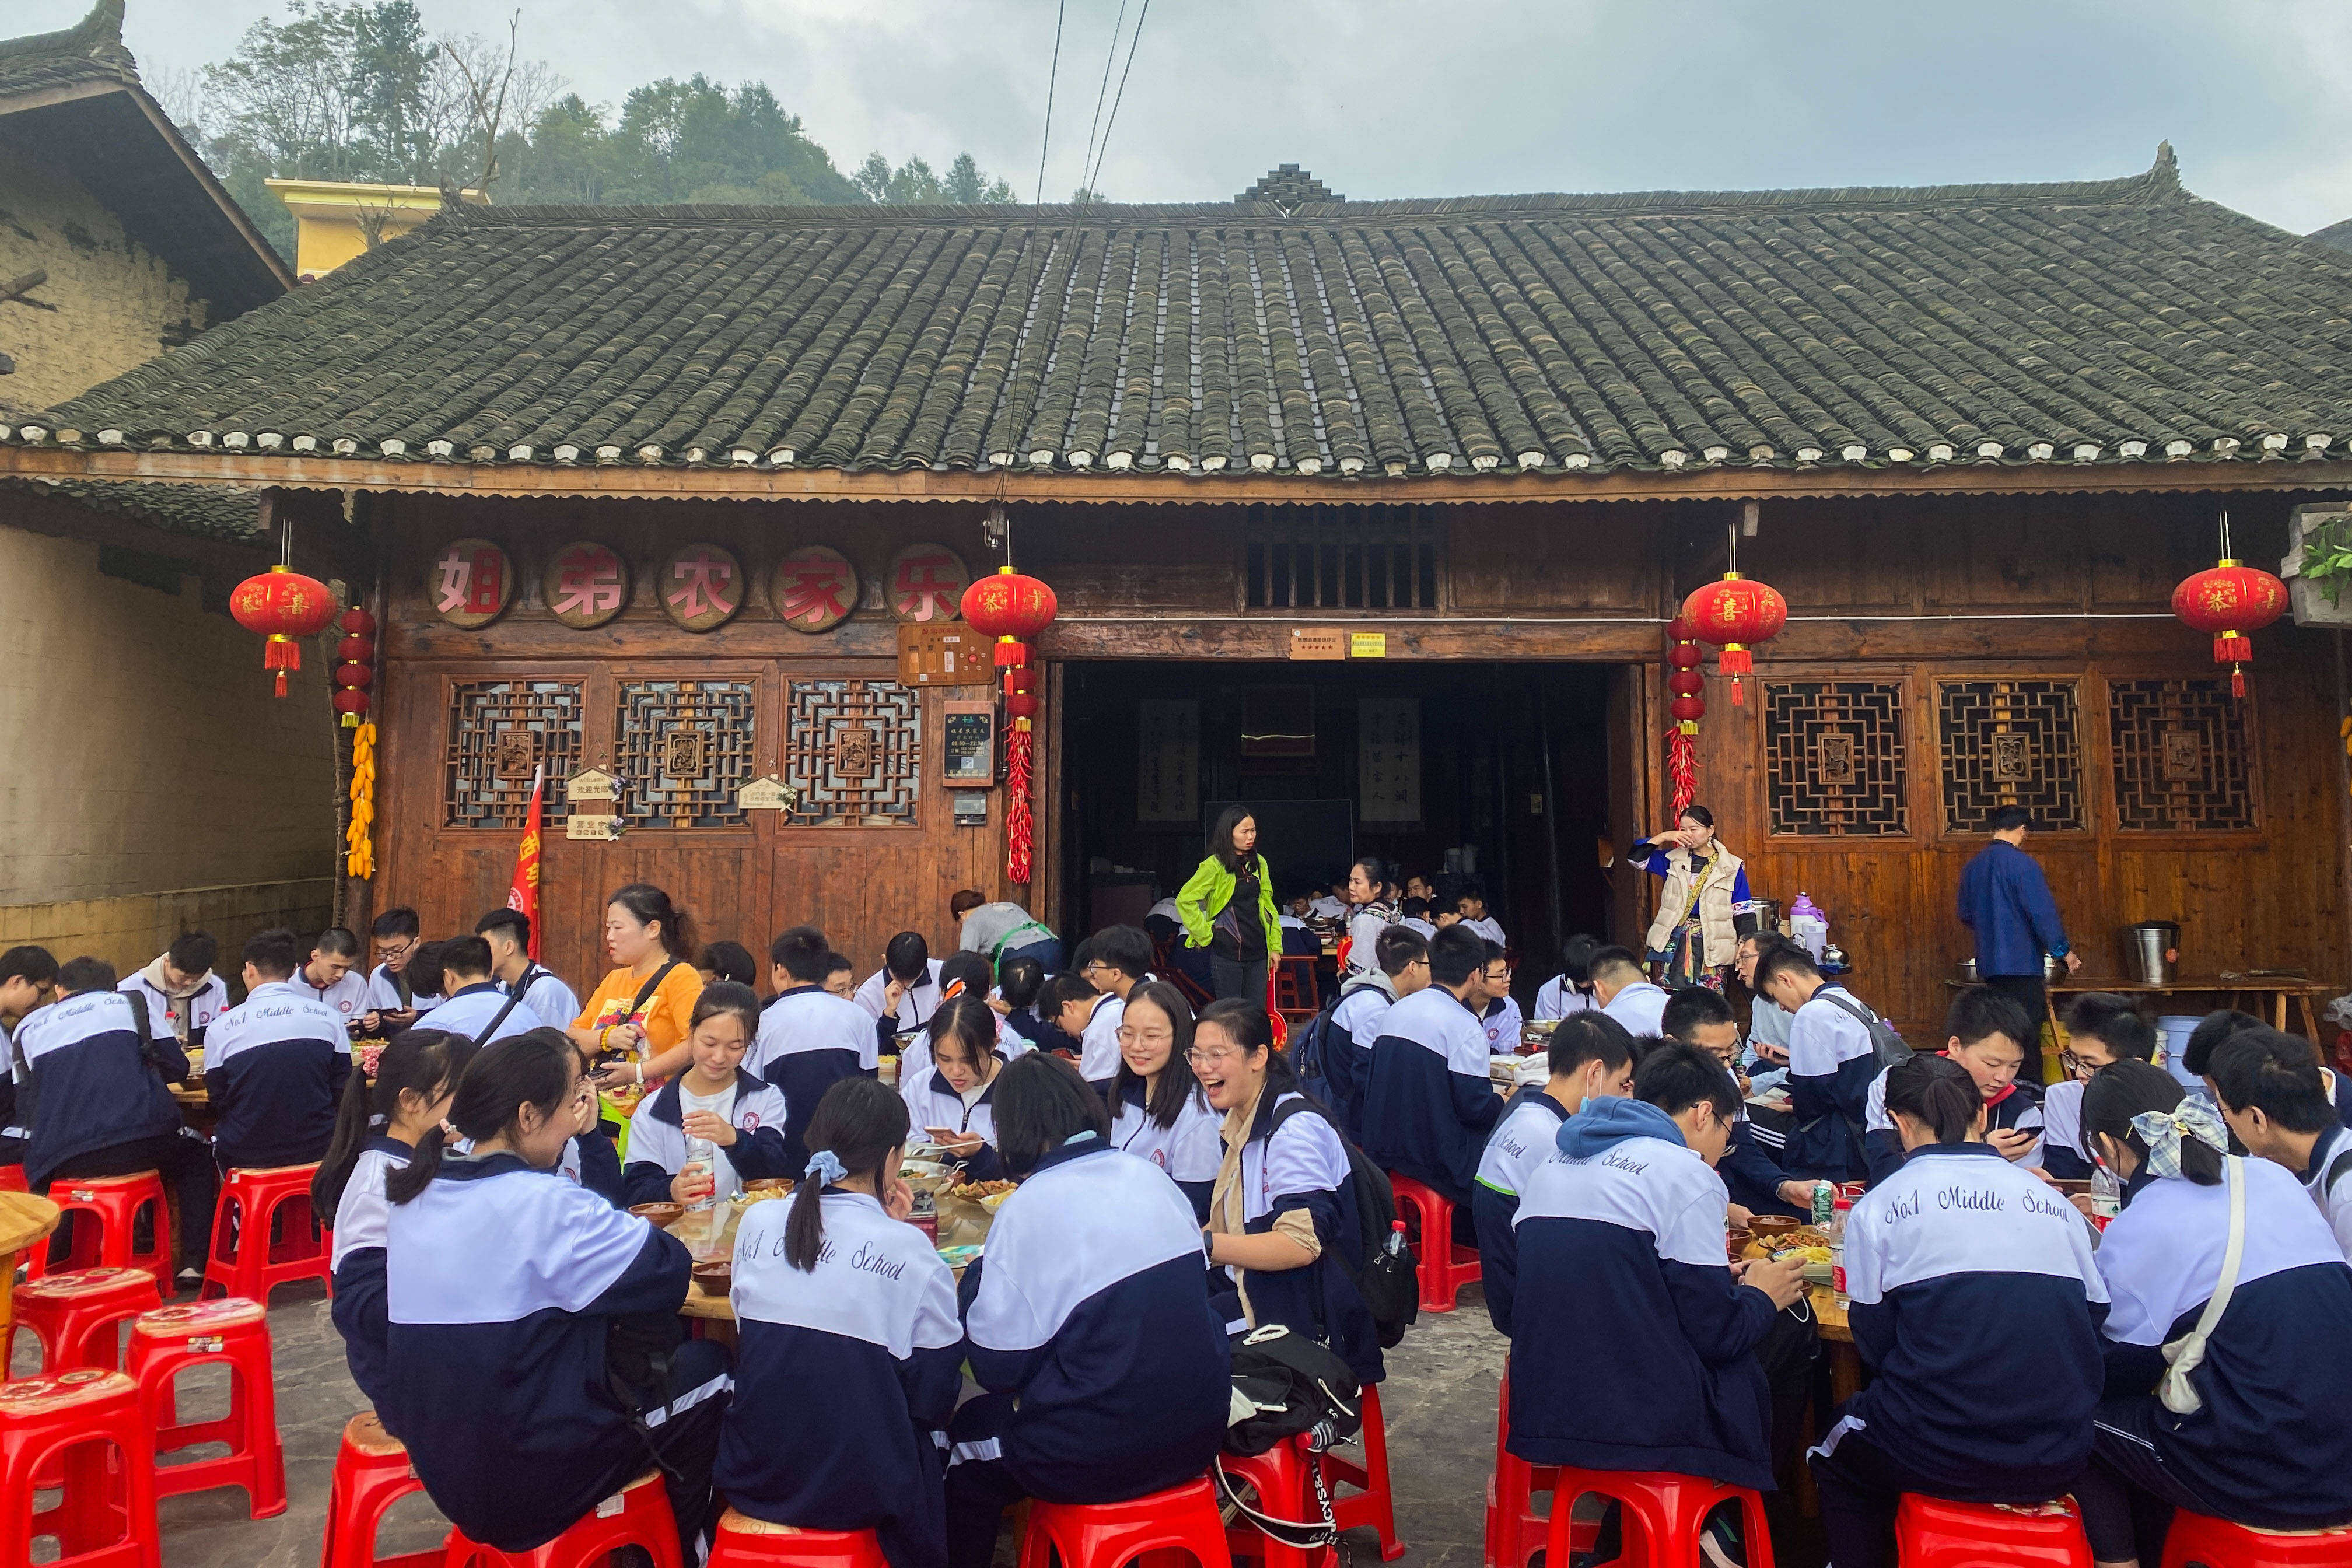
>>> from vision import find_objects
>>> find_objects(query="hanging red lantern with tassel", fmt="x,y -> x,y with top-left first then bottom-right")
1682,574 -> 1786,707
229,564 -> 338,696
2171,514 -> 2284,699
961,565 -> 1059,885
1664,614 -> 1706,816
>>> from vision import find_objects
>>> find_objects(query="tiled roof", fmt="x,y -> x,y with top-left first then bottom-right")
1,475 -> 261,541
0,1 -> 138,99
26,147 -> 2352,479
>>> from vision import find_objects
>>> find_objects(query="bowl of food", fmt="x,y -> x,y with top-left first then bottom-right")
1748,1214 -> 1802,1241
629,1202 -> 684,1228
690,1260 -> 732,1293
1725,1227 -> 1752,1260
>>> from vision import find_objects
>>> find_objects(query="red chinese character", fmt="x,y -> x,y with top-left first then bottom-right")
778,552 -> 856,626
551,547 -> 625,619
892,551 -> 962,621
666,552 -> 738,620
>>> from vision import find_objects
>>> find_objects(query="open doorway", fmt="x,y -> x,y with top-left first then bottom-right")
1055,659 -> 1628,1005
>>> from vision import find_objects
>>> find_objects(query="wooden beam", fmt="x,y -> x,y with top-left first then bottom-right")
6,441 -> 2352,506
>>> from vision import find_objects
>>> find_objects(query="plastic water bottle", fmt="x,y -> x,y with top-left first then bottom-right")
684,1136 -> 718,1212
1384,1220 -> 1410,1259
1831,1195 -> 1853,1308
2091,1161 -> 2122,1222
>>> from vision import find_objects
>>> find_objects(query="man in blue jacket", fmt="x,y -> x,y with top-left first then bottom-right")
1958,807 -> 2080,1084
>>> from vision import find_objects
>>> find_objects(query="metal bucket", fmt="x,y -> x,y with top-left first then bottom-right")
2121,922 -> 2181,986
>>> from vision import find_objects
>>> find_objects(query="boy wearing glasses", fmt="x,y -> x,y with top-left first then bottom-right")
360,907 -> 438,1036
1076,926 -> 1154,1086
2045,993 -> 2155,1180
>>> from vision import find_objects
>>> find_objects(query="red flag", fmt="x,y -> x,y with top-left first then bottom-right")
507,764 -> 544,961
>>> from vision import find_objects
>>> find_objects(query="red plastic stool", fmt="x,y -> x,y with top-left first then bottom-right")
1385,1172 -> 1480,1313
34,1172 -> 172,1296
321,1412 -> 449,1568
202,1163 -> 330,1306
1485,1371 -> 1585,1568
1222,1438 -> 1330,1568
7,1267 -> 163,1373
127,1297 -> 286,1517
1895,1494 -> 2091,1566
0,1164 -> 26,1194
1019,1476 -> 1232,1568
708,1509 -> 889,1568
442,1471 -> 682,1568
1320,1382 -> 1403,1560
0,1368 -> 159,1568
1541,1466 -> 1774,1568
2162,1513 -> 2352,1567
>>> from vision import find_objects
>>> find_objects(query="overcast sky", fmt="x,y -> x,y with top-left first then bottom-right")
33,0 -> 2352,233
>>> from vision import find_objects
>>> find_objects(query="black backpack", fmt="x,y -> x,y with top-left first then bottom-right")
1216,1327 -> 1362,1550
1289,995 -> 1349,1107
1268,1098 -> 1418,1347
1818,990 -> 1912,1070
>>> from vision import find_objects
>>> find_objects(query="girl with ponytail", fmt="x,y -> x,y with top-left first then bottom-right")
314,1027 -> 475,1408
1806,1051 -> 2108,1568
719,1077 -> 961,1568
377,1029 -> 729,1562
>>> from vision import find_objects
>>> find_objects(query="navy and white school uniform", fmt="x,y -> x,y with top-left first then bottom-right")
855,961 -> 945,1032
1786,985 -> 1880,1181
1214,1091 -> 1384,1382
328,1133 -> 413,1408
1078,982 -> 1150,1084
2039,1078 -> 2092,1181
362,963 -> 440,1015
1598,981 -> 1668,1038
1479,994 -> 1524,1054
896,1023 -> 1032,1115
1360,985 -> 1502,1203
16,989 -> 191,1186
120,967 -> 226,1054
560,1128 -> 627,1206
1107,1076 -> 1222,1219
945,1137 -> 1228,1568
293,964 -> 369,1025
1532,975 -> 1598,1021
721,1189 -> 963,1568
1807,1144 -> 2106,1566
1320,976 -> 1396,1144
1472,1086 -> 1570,1336
2300,1121 -> 2352,1259
1461,916 -> 1506,947
1716,1065 -> 1798,1217
1861,1069 -> 2042,1187
381,1151 -> 729,1553
204,980 -> 352,1170
750,986 -> 880,1178
2085,1157 -> 2352,1538
503,964 -> 581,1034
902,1060 -> 1006,1182
622,1068 -> 793,1206
1401,917 -> 1437,940
414,983 -> 544,1045
1508,1096 -> 1777,1490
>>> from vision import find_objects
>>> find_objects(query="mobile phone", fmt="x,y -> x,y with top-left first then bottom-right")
925,1126 -> 961,1140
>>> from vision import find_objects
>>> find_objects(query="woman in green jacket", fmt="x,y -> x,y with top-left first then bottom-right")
1176,806 -> 1283,1003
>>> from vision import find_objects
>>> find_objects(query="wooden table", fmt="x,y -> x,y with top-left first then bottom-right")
2041,976 -> 2336,1046
0,1191 -> 61,1331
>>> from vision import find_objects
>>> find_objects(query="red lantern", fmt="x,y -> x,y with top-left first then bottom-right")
1668,642 -> 1702,670
1667,669 -> 1704,698
230,565 -> 338,696
1007,692 -> 1041,719
332,688 -> 372,722
338,607 -> 376,638
2172,559 -> 2287,698
333,663 -> 372,691
336,635 -> 376,665
1670,695 -> 1707,722
961,568 -> 1058,644
1681,574 -> 1788,706
960,566 -> 1059,886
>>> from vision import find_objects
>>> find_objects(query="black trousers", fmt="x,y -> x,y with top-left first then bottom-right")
943,1392 -> 1027,1568
635,1337 -> 732,1561
1808,1421 -> 2073,1568
1982,974 -> 2049,1084
43,1130 -> 218,1273
1212,956 -> 1268,1003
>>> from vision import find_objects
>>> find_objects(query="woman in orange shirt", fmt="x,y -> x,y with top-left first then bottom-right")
569,884 -> 704,1119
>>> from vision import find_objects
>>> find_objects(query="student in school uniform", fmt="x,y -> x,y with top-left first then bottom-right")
821,951 -> 859,1000
1734,933 -> 1796,1084
2074,1061 -> 2352,1564
1590,945 -> 1670,1038
902,996 -> 1010,1182
1445,876 -> 1506,947
205,928 -> 353,1171
1104,981 -> 1220,1219
1807,1054 -> 2106,1568
312,1027 -> 476,1409
2209,1027 -> 2352,1260
380,1031 -> 728,1558
1474,1012 -> 1639,1337
1360,925 -> 1503,1224
1532,934 -> 1602,1022
19,957 -> 216,1278
856,932 -> 945,1034
1476,942 -> 1522,1053
1031,972 -> 1100,1065
998,956 -> 1049,1047
1320,926 -> 1431,1145
1507,1041 -> 1808,1559
1339,857 -> 1401,981
894,955 -> 1031,1098
944,1053 -> 1230,1568
1398,899 -> 1437,940
475,908 -> 581,1029
360,908 -> 433,1035
624,984 -> 792,1205
0,946 -> 58,1170
415,937 -> 545,1045
1076,925 -> 1154,1085
752,927 -> 880,1177
1859,988 -> 2043,1188
2045,995 -> 2159,1182
720,1077 -> 963,1568
2181,1007 -> 2352,1129
121,930 -> 228,1068
292,928 -> 370,1030
1757,944 -> 1882,1182
1662,986 -> 1822,1220
696,941 -> 759,989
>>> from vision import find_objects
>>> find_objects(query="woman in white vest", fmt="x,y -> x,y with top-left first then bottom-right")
1636,804 -> 1751,991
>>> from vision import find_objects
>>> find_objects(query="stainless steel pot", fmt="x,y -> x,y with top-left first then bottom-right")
1955,954 -> 2064,983
1733,898 -> 1783,938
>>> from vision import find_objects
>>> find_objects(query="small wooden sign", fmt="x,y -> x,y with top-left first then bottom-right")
1289,628 -> 1346,661
565,766 -> 619,803
1349,632 -> 1388,659
942,701 -> 996,787
565,813 -> 619,841
737,775 -> 796,811
898,622 -> 994,685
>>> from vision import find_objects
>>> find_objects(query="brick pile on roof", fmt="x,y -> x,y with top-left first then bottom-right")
22,148 -> 2352,480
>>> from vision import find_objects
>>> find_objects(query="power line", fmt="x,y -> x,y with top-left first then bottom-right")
1086,0 -> 1151,197
1076,0 -> 1130,200
1034,0 -> 1065,205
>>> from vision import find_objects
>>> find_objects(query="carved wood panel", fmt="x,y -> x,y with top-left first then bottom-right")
443,680 -> 583,827
1937,679 -> 2083,832
2108,677 -> 2256,831
614,680 -> 755,828
1763,680 -> 1910,837
784,679 -> 922,827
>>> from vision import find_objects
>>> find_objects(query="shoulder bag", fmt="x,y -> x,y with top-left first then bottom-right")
2159,1153 -> 2245,1416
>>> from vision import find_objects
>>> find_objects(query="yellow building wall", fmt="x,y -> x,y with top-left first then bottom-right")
290,212 -> 425,278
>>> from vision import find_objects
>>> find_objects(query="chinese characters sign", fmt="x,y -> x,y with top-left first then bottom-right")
542,541 -> 630,628
1357,698 -> 1422,825
658,543 -> 744,632
772,545 -> 859,632
1136,699 -> 1199,824
887,542 -> 969,623
431,538 -> 513,628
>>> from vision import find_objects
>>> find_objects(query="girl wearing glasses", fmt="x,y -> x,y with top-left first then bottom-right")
1106,982 -> 1221,1220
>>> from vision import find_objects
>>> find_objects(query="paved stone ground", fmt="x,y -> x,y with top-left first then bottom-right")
125,1279 -> 1828,1568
